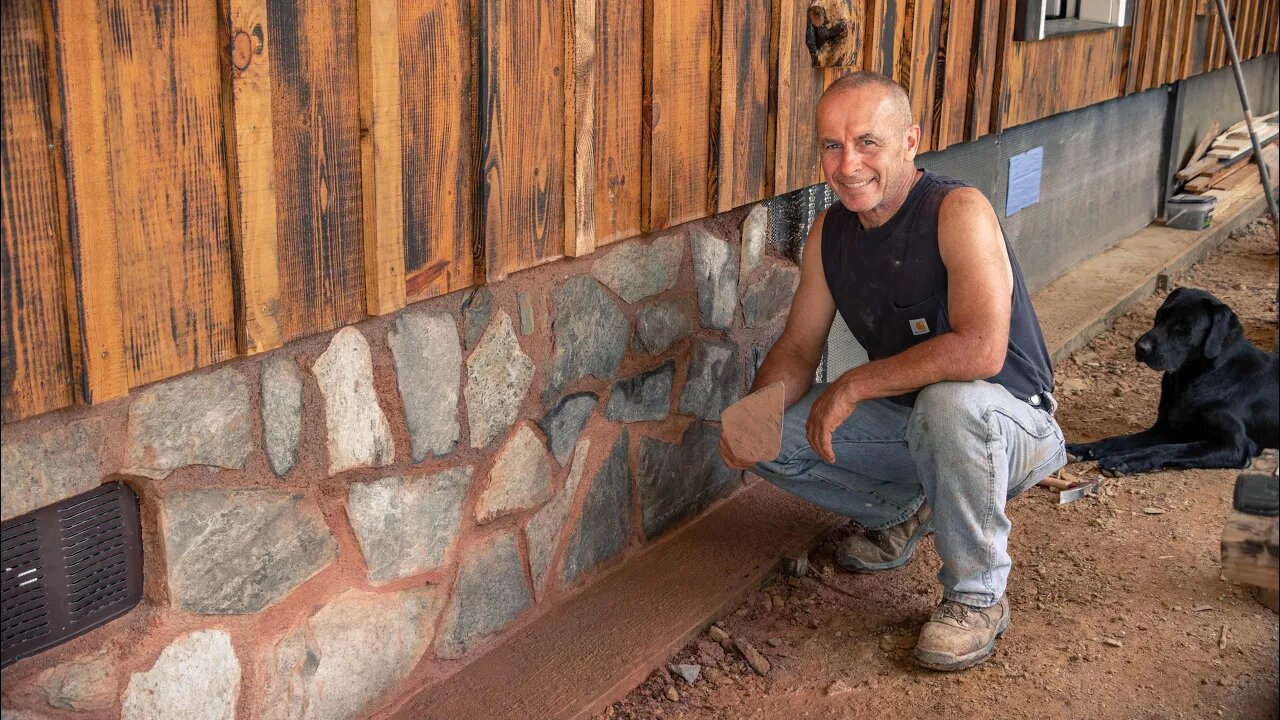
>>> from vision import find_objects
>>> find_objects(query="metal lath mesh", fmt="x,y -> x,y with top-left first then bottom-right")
763,88 -> 1167,380
1,482 -> 142,668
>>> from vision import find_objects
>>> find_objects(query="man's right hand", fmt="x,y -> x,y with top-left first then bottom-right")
717,433 -> 755,471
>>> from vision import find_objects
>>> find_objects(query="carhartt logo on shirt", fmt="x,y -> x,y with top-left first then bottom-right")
910,318 -> 930,335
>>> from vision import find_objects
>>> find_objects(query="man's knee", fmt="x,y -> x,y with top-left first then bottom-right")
907,381 -> 994,443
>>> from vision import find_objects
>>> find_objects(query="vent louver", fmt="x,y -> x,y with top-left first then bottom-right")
1,482 -> 142,668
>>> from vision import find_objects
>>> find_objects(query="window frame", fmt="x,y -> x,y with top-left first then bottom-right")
1014,0 -> 1131,41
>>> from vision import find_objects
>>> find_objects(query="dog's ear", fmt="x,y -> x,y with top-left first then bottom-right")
1204,303 -> 1243,359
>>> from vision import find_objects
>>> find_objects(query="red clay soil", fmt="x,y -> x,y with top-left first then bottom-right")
601,217 -> 1280,720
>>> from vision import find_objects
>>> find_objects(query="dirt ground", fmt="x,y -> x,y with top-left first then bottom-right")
602,217 -> 1280,720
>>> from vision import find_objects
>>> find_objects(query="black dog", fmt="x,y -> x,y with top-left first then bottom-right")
1067,288 -> 1279,475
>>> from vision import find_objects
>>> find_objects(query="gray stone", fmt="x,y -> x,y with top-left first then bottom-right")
264,587 -> 442,720
562,432 -> 632,584
437,532 -> 532,659
679,339 -> 742,420
1,421 -> 102,521
605,361 -> 674,423
465,312 -> 534,449
526,438 -> 590,597
0,711 -> 54,720
165,488 -> 337,614
690,228 -> 738,329
348,467 -> 471,585
122,630 -> 239,720
476,423 -> 553,523
389,311 -> 462,461
537,392 -> 598,466
261,356 -> 304,477
671,663 -> 702,684
638,422 -> 738,538
546,277 -> 628,401
591,235 -> 684,303
313,328 -> 395,475
740,204 -> 768,277
123,368 -> 250,480
517,292 -> 535,335
34,648 -> 114,711
462,287 -> 495,350
743,265 -> 800,328
633,299 -> 694,355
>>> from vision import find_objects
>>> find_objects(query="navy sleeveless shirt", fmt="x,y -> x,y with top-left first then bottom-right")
820,170 -> 1053,406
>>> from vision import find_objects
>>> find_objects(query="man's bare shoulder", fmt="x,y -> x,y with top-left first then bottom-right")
939,186 -> 996,219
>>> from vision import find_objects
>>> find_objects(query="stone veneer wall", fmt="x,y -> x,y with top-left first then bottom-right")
0,203 -> 798,720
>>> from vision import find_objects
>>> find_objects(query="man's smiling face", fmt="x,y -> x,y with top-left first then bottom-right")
816,85 -> 920,221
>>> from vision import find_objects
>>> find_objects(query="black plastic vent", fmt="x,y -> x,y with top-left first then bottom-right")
2,482 -> 142,668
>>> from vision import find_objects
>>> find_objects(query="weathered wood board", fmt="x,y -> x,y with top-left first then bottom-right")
591,0 -> 644,247
774,0 -> 827,194
718,0 -> 773,212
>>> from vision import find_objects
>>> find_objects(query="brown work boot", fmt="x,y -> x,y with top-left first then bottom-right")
836,503 -> 933,572
913,595 -> 1011,671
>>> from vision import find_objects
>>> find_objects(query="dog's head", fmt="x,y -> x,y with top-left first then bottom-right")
1134,288 -> 1243,371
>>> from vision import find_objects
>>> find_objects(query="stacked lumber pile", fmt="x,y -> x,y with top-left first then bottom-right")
1221,449 -> 1279,613
1176,111 -> 1279,194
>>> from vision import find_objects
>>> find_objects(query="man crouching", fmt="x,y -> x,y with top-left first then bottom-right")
718,72 -> 1066,671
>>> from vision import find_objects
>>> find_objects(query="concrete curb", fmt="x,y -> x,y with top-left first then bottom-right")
1045,193 -> 1269,365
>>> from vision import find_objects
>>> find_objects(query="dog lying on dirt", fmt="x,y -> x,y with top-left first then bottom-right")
1067,288 -> 1279,475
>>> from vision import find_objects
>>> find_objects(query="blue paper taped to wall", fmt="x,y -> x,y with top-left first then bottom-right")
1006,146 -> 1044,217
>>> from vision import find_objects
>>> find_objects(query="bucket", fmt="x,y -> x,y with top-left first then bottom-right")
1165,193 -> 1217,231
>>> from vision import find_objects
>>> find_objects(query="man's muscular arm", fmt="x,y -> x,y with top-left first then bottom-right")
806,187 -> 1013,462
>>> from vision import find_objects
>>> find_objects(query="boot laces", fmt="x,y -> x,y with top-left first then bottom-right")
940,601 -> 972,624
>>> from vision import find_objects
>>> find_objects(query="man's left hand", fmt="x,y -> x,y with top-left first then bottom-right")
806,377 -> 860,463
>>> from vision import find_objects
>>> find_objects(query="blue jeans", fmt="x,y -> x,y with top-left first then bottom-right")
753,380 -> 1066,607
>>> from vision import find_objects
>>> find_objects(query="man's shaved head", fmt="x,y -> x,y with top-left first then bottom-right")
819,72 -> 913,130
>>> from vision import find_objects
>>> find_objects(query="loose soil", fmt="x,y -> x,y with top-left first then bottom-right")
602,217 -> 1280,720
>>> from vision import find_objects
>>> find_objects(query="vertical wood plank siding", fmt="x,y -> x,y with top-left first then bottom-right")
101,0 -> 238,388
2,0 -> 1278,422
401,0 -> 478,301
1,0 -> 74,422
482,0 -> 565,282
268,0 -> 366,342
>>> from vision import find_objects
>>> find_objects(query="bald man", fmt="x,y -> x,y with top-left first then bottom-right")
719,72 -> 1065,671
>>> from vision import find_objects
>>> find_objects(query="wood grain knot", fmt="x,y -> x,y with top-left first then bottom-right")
805,0 -> 859,68
231,30 -> 254,71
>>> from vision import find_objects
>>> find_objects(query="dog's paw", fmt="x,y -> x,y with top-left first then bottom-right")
1098,457 -> 1138,476
1065,444 -> 1096,462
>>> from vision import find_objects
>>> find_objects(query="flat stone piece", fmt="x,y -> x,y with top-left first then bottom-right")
389,310 -> 462,461
314,327 -> 395,475
123,368 -> 250,479
465,312 -> 535,448
742,265 -> 800,328
690,228 -> 738,329
562,432 -> 632,584
348,467 -> 471,584
538,392 -> 598,466
605,361 -> 675,423
476,424 -> 553,523
591,235 -> 684,303
546,277 -> 627,401
740,204 -> 768,277
679,339 -> 742,420
462,286 -> 495,350
122,630 -> 240,720
671,663 -> 702,684
526,438 -> 590,597
633,299 -> 694,355
264,587 -> 443,720
261,356 -> 304,477
517,292 -> 536,335
1,420 -> 102,521
720,382 -> 784,464
437,532 -> 532,659
35,648 -> 114,711
638,422 -> 739,539
734,638 -> 771,676
165,488 -> 337,614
